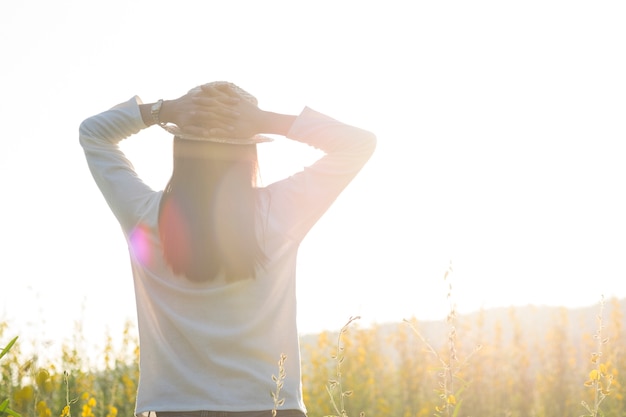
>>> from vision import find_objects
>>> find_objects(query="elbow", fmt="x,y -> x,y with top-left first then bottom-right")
78,119 -> 93,148
78,117 -> 102,148
367,130 -> 377,150
362,130 -> 377,158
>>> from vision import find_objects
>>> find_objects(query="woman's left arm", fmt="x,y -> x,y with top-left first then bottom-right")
264,107 -> 377,242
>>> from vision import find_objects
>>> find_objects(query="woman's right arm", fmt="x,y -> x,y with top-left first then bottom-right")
79,96 -> 157,231
80,84 -> 242,231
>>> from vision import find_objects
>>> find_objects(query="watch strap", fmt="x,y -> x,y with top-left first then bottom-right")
151,99 -> 165,126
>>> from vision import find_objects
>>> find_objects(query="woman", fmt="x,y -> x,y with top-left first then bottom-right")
80,81 -> 376,417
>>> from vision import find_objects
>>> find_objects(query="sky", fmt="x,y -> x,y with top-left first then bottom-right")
1,0 -> 626,357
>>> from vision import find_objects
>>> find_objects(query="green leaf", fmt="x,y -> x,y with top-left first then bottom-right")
3,408 -> 22,417
0,399 -> 23,417
0,337 -> 18,360
451,398 -> 464,417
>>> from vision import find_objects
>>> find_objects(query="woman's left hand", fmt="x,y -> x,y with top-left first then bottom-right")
160,84 -> 241,137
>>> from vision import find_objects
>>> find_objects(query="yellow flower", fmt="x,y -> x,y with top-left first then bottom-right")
589,369 -> 600,381
447,394 -> 457,405
36,369 -> 50,387
60,405 -> 71,417
599,363 -> 608,375
37,400 -> 52,417
15,385 -> 35,401
82,404 -> 93,417
106,406 -> 118,417
81,396 -> 96,417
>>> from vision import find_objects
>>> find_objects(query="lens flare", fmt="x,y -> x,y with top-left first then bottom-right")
158,197 -> 191,275
129,223 -> 153,266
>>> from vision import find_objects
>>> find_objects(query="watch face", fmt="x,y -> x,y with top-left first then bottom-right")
151,100 -> 162,122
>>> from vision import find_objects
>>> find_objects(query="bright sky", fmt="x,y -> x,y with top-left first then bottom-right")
2,0 -> 626,356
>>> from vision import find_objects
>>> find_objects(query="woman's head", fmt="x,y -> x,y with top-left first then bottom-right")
158,139 -> 264,282
161,81 -> 273,146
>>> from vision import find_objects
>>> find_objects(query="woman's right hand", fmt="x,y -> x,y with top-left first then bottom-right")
160,83 -> 242,138
197,83 -> 269,139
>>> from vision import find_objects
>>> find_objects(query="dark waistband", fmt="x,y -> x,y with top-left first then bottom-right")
155,411 -> 306,417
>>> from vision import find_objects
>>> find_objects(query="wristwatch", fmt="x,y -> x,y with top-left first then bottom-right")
151,99 -> 164,126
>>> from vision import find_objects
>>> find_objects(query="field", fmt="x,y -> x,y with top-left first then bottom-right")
2,294 -> 625,417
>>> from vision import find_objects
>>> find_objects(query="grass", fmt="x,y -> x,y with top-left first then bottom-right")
404,263 -> 481,417
271,353 -> 287,417
324,316 -> 361,417
1,336 -> 21,417
2,279 -> 625,417
581,295 -> 614,417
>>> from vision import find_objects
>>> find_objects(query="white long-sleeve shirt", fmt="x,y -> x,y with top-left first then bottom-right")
79,96 -> 376,416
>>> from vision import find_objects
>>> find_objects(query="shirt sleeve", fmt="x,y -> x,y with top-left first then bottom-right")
79,96 -> 160,232
263,106 -> 376,242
